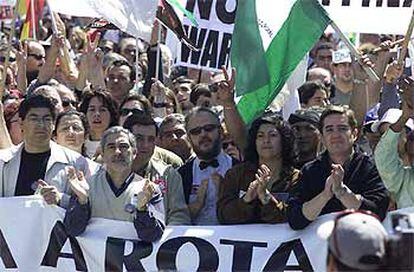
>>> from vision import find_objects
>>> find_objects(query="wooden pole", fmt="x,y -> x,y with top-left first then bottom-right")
30,0 -> 36,39
397,9 -> 414,66
330,21 -> 380,82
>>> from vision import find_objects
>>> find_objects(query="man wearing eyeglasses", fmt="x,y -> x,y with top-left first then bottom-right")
287,105 -> 389,230
105,60 -> 135,106
0,94 -> 98,207
178,107 -> 238,225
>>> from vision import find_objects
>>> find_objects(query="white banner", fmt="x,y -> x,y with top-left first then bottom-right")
171,0 -> 414,71
0,196 -> 412,271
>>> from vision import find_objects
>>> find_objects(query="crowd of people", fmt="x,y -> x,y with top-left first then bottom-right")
0,9 -> 413,270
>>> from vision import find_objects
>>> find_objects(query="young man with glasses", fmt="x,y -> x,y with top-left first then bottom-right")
178,107 -> 238,225
287,105 -> 389,230
0,94 -> 98,207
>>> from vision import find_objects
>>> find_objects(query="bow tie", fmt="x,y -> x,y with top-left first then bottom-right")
199,159 -> 219,170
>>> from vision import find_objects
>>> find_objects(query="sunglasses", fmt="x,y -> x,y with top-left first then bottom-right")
0,56 -> 16,62
62,99 -> 77,108
188,124 -> 218,136
28,53 -> 45,61
120,108 -> 144,116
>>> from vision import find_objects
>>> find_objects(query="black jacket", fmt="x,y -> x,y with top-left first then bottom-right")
287,150 -> 390,230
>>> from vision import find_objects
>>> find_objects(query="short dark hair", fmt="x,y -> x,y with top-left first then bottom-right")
19,94 -> 56,120
185,106 -> 220,132
320,105 -> 358,132
298,81 -> 327,105
119,93 -> 152,114
190,83 -> 211,106
54,110 -> 89,136
79,87 -> 119,127
123,113 -> 158,135
245,114 -> 294,169
106,59 -> 136,82
159,113 -> 185,136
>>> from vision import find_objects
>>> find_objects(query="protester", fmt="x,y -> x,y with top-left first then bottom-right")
63,126 -> 164,242
217,114 -> 299,224
327,210 -> 388,271
298,81 -> 329,108
79,88 -> 118,158
178,107 -> 238,225
288,108 -> 322,168
287,105 -> 389,230
124,114 -> 190,225
0,94 -> 98,207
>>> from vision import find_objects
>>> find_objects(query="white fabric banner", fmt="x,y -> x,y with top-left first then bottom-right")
170,0 -> 414,71
1,196 -> 413,272
47,0 -> 157,41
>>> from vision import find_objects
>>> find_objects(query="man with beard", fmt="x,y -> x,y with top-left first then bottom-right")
158,113 -> 193,162
288,108 -> 322,169
178,107 -> 238,225
63,126 -> 164,242
124,114 -> 190,225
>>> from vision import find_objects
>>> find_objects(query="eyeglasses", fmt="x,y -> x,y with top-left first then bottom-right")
27,53 -> 45,61
188,124 -> 219,136
120,108 -> 144,116
26,115 -> 54,125
62,99 -> 77,108
0,56 -> 16,62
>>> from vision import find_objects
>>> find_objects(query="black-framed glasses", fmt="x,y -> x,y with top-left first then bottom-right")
28,53 -> 45,61
188,124 -> 219,136
62,99 -> 77,108
120,108 -> 144,116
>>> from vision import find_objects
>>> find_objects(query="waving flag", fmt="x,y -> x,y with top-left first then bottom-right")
232,0 -> 331,123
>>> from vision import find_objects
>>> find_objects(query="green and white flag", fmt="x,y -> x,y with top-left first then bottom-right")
232,0 -> 331,124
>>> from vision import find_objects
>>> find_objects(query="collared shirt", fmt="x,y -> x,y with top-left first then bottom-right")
190,151 -> 233,225
375,129 -> 414,208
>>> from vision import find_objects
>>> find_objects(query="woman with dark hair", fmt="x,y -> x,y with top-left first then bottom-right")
79,88 -> 119,158
54,110 -> 89,157
217,114 -> 300,224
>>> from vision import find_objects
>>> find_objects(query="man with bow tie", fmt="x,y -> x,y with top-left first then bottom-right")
178,107 -> 238,225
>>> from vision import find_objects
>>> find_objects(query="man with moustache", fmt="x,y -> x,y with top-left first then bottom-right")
287,106 -> 389,230
0,94 -> 98,207
178,107 -> 238,225
64,126 -> 164,242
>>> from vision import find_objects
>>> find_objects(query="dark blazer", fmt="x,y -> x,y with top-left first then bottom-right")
287,150 -> 390,230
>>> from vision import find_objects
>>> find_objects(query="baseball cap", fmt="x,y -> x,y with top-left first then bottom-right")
363,104 -> 379,133
371,108 -> 414,133
328,211 -> 388,270
332,49 -> 352,64
288,108 -> 322,128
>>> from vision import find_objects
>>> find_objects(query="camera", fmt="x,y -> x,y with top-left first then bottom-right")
385,212 -> 414,271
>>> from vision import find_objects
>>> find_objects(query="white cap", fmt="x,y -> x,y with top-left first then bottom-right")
332,49 -> 352,64
371,108 -> 414,133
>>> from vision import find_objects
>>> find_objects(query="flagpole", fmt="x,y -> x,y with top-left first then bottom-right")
30,0 -> 36,39
330,21 -> 380,82
135,36 -> 141,93
155,22 -> 161,80
0,0 -> 19,96
397,9 -> 414,66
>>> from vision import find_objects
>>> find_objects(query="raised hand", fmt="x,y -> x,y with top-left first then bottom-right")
137,179 -> 156,211
216,66 -> 236,107
36,179 -> 63,205
243,180 -> 258,203
15,41 -> 27,67
66,166 -> 89,205
398,75 -> 414,118
385,61 -> 403,84
255,164 -> 272,201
